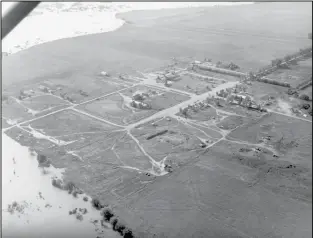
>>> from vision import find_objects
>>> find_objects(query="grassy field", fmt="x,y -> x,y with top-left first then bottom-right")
77,85 -> 189,125
266,58 -> 312,88
130,116 -> 215,162
113,142 -> 311,238
2,2 -> 312,238
169,73 -> 220,95
228,112 -> 312,167
3,3 -> 311,89
191,67 -> 241,82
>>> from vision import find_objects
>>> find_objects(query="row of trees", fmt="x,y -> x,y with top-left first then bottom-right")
89,198 -> 134,237
255,46 -> 312,78
101,208 -> 134,238
52,178 -> 135,237
296,78 -> 312,90
257,77 -> 291,88
216,61 -> 240,71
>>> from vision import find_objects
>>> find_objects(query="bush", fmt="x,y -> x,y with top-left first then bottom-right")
76,213 -> 83,221
133,94 -> 144,101
110,216 -> 119,230
299,94 -> 310,101
51,179 -> 63,189
83,196 -> 88,202
72,191 -> 78,198
102,208 -> 114,221
81,208 -> 88,214
302,104 -> 310,110
123,228 -> 134,238
91,198 -> 103,210
114,221 -> 126,235
64,181 -> 76,193
37,154 -> 51,167
287,88 -> 297,95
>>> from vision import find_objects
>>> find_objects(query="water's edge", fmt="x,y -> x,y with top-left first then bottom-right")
2,2 -> 253,55
2,133 -> 119,238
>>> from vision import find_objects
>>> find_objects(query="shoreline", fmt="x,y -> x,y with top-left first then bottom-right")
2,133 -> 119,238
2,2 -> 253,55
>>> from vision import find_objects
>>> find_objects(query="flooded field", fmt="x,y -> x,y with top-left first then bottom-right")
2,133 -> 119,238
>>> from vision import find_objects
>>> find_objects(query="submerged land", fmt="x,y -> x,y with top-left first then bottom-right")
2,2 -> 312,238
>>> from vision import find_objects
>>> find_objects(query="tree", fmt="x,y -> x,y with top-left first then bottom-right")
302,103 -> 310,110
110,216 -> 119,230
102,208 -> 114,221
299,94 -> 310,101
181,108 -> 188,118
114,221 -> 126,235
248,72 -> 255,80
216,100 -> 222,107
51,178 -> 63,189
64,181 -> 76,193
91,198 -> 103,210
284,55 -> 292,62
37,154 -> 51,168
123,228 -> 134,238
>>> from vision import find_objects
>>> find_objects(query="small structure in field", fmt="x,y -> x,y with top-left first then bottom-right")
130,100 -> 151,110
165,80 -> 173,87
100,71 -> 110,77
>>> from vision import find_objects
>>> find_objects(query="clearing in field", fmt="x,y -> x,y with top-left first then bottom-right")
77,85 -> 190,126
228,112 -> 312,167
190,66 -> 240,82
113,141 -> 311,238
244,81 -> 312,118
168,72 -> 221,95
34,75 -> 130,104
2,94 -> 70,126
5,109 -> 123,159
130,116 -> 222,165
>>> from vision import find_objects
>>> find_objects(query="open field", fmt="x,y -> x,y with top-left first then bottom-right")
244,81 -> 312,118
191,67 -> 241,82
130,116 -> 216,163
2,95 -> 71,126
228,113 -> 312,167
113,142 -> 311,238
266,58 -> 312,88
302,85 -> 312,98
167,73 -> 220,95
3,3 -> 312,88
2,2 -> 312,238
77,85 -> 189,125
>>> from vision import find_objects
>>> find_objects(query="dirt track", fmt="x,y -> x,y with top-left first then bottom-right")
2,2 -> 312,238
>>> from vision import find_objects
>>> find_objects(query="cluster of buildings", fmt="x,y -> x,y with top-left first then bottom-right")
216,87 -> 266,112
130,91 -> 151,110
180,100 -> 211,116
18,89 -> 35,100
155,70 -> 181,87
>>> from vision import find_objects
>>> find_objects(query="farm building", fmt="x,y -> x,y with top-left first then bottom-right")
130,100 -> 151,109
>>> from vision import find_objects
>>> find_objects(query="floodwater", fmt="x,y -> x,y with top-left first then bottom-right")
2,2 -> 253,55
2,133 -> 119,238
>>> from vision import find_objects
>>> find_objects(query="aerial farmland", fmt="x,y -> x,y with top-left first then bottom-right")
2,2 -> 312,238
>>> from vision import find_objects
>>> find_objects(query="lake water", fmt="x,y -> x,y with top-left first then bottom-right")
2,2 -> 253,55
